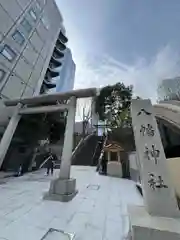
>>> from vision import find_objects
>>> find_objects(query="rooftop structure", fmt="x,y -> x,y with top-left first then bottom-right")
157,77 -> 180,101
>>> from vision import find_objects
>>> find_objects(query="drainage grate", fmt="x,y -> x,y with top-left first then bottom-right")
41,228 -> 75,240
87,184 -> 100,190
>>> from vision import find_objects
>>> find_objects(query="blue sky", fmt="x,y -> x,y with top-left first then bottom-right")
56,0 -> 180,101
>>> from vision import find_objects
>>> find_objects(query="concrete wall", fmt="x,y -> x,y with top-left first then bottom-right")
0,0 -> 63,125
154,103 -> 180,129
128,151 -> 140,182
128,154 -> 180,198
167,158 -> 180,199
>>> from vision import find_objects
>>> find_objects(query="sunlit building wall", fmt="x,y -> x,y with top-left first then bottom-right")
157,77 -> 180,101
56,48 -> 75,93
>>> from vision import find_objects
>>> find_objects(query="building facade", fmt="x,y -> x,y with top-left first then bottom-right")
0,0 -> 74,126
56,48 -> 75,93
0,0 -> 76,171
157,77 -> 180,101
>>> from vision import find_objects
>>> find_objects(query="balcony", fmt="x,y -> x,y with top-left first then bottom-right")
56,39 -> 66,51
51,55 -> 63,64
53,48 -> 64,59
46,68 -> 59,79
49,58 -> 62,68
43,79 -> 56,89
59,31 -> 68,43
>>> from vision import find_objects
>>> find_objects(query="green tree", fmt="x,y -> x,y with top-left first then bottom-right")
114,108 -> 131,128
95,82 -> 133,127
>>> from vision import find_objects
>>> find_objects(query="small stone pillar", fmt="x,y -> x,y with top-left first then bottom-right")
44,97 -> 77,202
129,99 -> 180,240
107,151 -> 111,161
117,152 -> 120,162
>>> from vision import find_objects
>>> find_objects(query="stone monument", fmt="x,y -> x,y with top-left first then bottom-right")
129,99 -> 180,240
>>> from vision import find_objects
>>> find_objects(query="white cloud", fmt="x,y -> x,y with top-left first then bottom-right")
55,1 -> 180,119
74,45 -> 180,120
74,45 -> 180,102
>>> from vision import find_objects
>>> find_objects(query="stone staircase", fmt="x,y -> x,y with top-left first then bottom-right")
72,133 -> 100,166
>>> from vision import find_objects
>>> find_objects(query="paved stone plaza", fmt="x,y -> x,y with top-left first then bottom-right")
0,167 -> 143,240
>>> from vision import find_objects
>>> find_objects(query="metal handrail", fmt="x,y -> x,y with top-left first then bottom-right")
71,133 -> 95,164
91,141 -> 100,165
39,155 -> 51,169
72,137 -> 84,158
97,136 -> 108,170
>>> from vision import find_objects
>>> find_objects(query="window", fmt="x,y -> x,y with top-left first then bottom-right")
12,30 -> 25,46
0,45 -> 17,62
28,8 -> 37,22
35,2 -> 42,14
0,69 -> 5,82
42,17 -> 49,29
21,18 -> 32,35
38,0 -> 46,5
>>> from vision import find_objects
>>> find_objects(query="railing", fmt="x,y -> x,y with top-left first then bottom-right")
39,155 -> 51,169
71,133 -> 96,165
38,133 -> 95,169
72,137 -> 84,158
96,136 -> 108,171
91,141 -> 100,165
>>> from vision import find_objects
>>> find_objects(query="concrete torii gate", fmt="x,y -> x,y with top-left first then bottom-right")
1,88 -> 98,202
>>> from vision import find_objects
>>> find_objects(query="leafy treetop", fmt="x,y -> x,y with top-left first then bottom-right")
95,82 -> 133,126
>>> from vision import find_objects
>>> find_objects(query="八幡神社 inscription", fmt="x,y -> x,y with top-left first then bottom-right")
148,173 -> 168,190
144,144 -> 160,165
140,124 -> 155,136
137,108 -> 151,116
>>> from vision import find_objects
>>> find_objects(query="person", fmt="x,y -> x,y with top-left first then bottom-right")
46,155 -> 54,175
16,164 -> 23,177
101,154 -> 107,175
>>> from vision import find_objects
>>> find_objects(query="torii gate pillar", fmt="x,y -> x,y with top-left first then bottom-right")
44,96 -> 77,202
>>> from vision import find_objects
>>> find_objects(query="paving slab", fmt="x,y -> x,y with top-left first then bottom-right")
0,166 -> 143,240
0,171 -> 15,181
